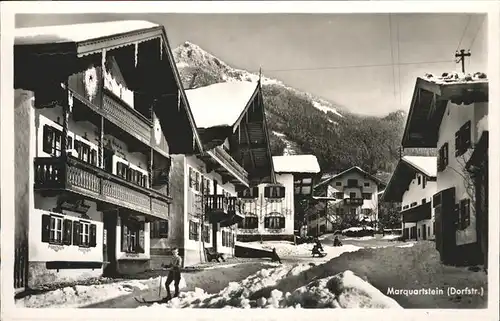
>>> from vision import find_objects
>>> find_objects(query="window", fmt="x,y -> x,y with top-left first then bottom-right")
121,219 -> 145,253
428,226 -> 431,236
349,192 -> 356,199
264,185 -> 285,198
238,186 -> 259,199
458,199 -> 471,230
437,143 -> 449,172
188,167 -> 201,192
238,216 -> 258,229
43,125 -> 64,156
188,220 -> 199,241
410,202 -> 417,207
202,224 -> 211,243
362,193 -> 372,200
455,121 -> 471,157
49,215 -> 63,244
347,179 -> 358,187
79,221 -> 91,247
116,161 -> 148,188
403,205 -> 409,210
320,225 -> 326,233
150,220 -> 169,239
417,175 -> 421,185
364,182 -> 370,187
422,198 -> 426,204
335,181 -> 342,187
335,192 -> 344,199
423,176 -> 427,189
41,214 -> 97,247
264,215 -> 285,229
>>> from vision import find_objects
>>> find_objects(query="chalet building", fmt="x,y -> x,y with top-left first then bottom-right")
13,21 -> 198,290
150,81 -> 275,267
381,156 -> 437,241
236,154 -> 320,242
310,166 -> 385,235
401,72 -> 488,266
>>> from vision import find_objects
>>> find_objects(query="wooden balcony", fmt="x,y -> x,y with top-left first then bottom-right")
343,198 -> 364,206
34,156 -> 171,220
401,202 -> 432,223
205,195 -> 243,224
209,146 -> 249,186
220,197 -> 245,227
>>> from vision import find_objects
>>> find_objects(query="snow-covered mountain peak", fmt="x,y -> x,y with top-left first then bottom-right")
173,42 -> 344,117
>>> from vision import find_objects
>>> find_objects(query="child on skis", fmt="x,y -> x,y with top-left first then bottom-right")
161,248 -> 183,301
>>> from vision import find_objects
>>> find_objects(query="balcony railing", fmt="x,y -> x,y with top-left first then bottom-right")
343,198 -> 364,206
205,194 -> 243,224
401,202 -> 432,223
210,146 -> 249,184
34,156 -> 170,220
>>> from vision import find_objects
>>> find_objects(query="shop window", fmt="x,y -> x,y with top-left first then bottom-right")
150,220 -> 169,239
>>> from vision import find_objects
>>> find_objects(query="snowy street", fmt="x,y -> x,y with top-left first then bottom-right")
16,234 -> 487,309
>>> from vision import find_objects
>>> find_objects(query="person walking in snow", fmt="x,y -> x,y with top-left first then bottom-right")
270,247 -> 282,264
333,235 -> 343,247
314,238 -> 324,252
162,248 -> 182,301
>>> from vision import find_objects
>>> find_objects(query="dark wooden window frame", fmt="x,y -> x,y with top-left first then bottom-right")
455,120 -> 472,157
188,220 -> 199,241
121,218 -> 145,253
264,215 -> 286,229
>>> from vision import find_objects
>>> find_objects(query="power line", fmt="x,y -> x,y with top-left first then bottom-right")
388,13 -> 397,98
468,16 -> 486,51
262,60 -> 454,73
456,15 -> 472,52
396,15 -> 402,104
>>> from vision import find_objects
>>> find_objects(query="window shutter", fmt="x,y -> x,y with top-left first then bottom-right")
279,217 -> 286,228
443,143 -> 448,166
121,223 -> 128,252
42,125 -> 53,154
72,221 -> 81,246
279,186 -> 286,198
89,224 -> 97,247
189,167 -> 193,188
68,136 -> 73,150
264,186 -> 270,198
252,186 -> 259,197
463,121 -> 471,149
264,217 -> 270,228
453,204 -> 460,229
464,199 -> 471,228
41,214 -> 51,243
455,130 -> 461,157
138,222 -> 145,253
62,219 -> 73,245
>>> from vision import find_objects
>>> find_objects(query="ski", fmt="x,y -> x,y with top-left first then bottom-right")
134,296 -> 171,304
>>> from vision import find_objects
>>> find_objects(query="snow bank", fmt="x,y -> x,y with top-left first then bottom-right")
343,236 -> 375,241
16,279 -> 152,308
342,227 -> 375,233
137,267 -> 400,309
397,243 -> 415,248
382,234 -> 401,240
423,71 -> 487,84
16,276 -> 187,308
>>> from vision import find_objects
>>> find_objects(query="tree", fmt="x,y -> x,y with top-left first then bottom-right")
378,201 -> 401,230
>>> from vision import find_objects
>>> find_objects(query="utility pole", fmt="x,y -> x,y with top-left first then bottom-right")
455,49 -> 471,73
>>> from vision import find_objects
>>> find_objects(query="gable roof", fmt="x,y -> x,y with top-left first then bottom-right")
272,155 -> 321,174
381,156 -> 437,203
402,72 -> 488,148
185,81 -> 259,129
315,166 -> 385,189
14,20 -> 204,154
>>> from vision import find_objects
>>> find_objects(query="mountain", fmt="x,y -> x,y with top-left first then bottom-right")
173,42 -> 435,182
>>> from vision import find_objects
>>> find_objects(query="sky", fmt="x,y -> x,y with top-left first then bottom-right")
15,13 -> 487,116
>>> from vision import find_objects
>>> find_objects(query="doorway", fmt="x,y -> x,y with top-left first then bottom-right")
103,147 -> 114,174
103,210 -> 117,276
422,224 -> 427,240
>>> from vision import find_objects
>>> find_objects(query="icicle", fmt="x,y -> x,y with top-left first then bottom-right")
68,91 -> 73,113
134,42 -> 139,67
178,90 -> 181,112
102,49 -> 107,73
159,37 -> 163,60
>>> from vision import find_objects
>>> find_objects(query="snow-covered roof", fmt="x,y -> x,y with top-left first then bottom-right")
272,155 -> 321,174
421,71 -> 488,85
185,82 -> 258,129
402,156 -> 437,178
15,20 -> 159,45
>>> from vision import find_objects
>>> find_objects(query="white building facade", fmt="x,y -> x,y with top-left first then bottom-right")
382,156 -> 437,241
402,72 -> 488,265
